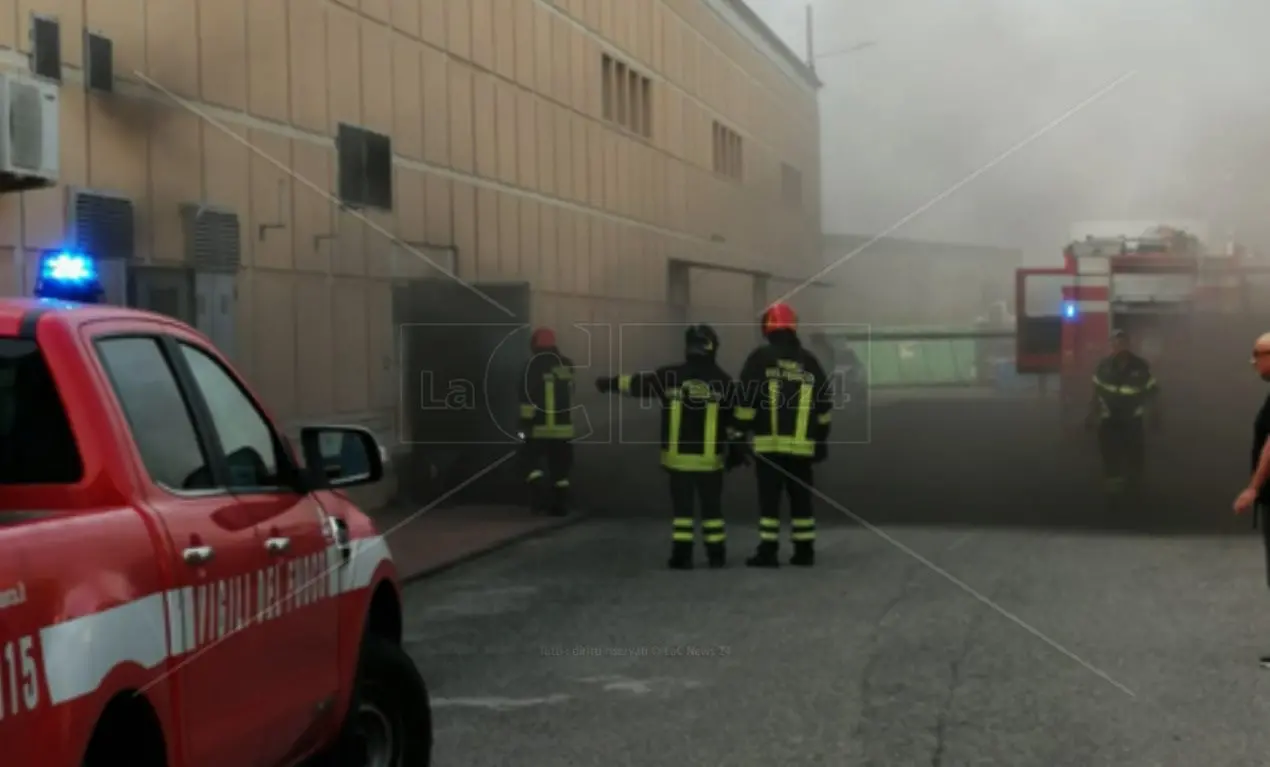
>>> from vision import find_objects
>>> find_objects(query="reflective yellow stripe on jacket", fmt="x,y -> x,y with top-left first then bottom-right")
749,379 -> 816,456
661,394 -> 723,471
1092,376 -> 1157,396
1092,373 -> 1156,420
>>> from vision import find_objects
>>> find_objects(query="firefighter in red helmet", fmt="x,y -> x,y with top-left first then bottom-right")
518,326 -> 577,515
733,302 -> 833,567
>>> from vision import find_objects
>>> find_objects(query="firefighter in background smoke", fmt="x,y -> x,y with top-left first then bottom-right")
734,303 -> 833,568
1086,329 -> 1160,495
594,324 -> 745,569
1233,332 -> 1270,667
519,327 -> 576,515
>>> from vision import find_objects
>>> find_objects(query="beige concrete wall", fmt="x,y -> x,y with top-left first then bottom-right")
0,0 -> 820,445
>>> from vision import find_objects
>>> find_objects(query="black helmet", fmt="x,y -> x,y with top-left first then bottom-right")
684,324 -> 719,358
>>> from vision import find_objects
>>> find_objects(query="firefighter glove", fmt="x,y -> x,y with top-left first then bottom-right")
595,376 -> 615,393
814,442 -> 828,464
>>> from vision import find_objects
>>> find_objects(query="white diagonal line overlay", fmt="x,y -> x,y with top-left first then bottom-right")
132,70 -> 517,319
754,454 -> 1138,699
135,451 -> 517,696
770,70 -> 1139,311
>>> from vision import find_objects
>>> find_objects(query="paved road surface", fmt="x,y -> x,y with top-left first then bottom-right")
403,397 -> 1270,766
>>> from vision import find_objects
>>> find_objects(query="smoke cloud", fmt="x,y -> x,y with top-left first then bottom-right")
748,0 -> 1270,262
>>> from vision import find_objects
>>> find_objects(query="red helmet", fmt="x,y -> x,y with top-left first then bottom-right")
530,326 -> 556,350
761,303 -> 798,336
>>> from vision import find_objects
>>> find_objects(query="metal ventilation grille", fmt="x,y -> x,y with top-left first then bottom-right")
182,206 -> 241,272
71,192 -> 135,259
8,82 -> 42,171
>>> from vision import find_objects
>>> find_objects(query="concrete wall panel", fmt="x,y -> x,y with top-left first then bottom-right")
392,38 -> 424,159
251,270 -> 298,420
295,274 -> 335,416
494,79 -> 517,185
423,173 -> 453,245
392,0 -> 421,38
332,277 -> 370,412
497,191 -> 519,277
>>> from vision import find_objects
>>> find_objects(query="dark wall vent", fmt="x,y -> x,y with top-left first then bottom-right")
84,32 -> 114,92
70,190 -> 135,259
29,16 -> 61,83
182,205 -> 241,272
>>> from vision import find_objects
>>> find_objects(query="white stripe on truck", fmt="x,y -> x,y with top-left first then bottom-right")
41,594 -> 169,705
33,535 -> 391,706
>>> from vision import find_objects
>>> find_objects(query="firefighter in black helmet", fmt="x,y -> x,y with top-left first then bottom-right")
1086,328 -> 1160,496
734,302 -> 833,568
519,327 -> 576,515
595,324 -> 746,569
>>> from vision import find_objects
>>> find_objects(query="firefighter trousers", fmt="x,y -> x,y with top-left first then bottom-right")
522,438 -> 573,513
668,470 -> 725,550
1097,420 -> 1144,491
754,453 -> 816,550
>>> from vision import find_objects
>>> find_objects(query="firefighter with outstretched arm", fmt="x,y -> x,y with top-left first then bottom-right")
594,324 -> 747,569
734,303 -> 833,567
1087,328 -> 1160,495
519,327 -> 576,515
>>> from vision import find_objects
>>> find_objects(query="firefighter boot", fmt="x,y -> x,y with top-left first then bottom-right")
668,541 -> 694,570
526,470 -> 547,514
549,479 -> 570,516
745,542 -> 780,568
702,519 -> 726,568
790,541 -> 815,567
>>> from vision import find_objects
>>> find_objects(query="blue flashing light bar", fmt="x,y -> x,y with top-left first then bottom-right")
1062,301 -> 1077,320
34,252 -> 104,303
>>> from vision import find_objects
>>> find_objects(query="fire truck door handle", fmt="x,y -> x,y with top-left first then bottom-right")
327,517 -> 352,564
264,537 -> 291,555
182,546 -> 215,565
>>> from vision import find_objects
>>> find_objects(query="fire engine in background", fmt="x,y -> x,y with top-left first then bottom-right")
0,252 -> 432,766
1015,222 -> 1263,432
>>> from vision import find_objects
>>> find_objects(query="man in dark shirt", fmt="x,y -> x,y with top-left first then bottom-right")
1234,334 -> 1270,669
1234,333 -> 1270,517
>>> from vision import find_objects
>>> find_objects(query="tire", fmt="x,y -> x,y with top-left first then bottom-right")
317,635 -> 433,767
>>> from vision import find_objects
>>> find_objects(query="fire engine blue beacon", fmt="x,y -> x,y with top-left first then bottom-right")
1062,301 -> 1077,320
34,251 -> 104,304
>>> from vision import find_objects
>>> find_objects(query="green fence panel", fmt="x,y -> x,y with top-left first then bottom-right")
835,326 -> 983,388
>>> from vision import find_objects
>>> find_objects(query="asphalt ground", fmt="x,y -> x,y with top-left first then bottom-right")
402,396 -> 1270,766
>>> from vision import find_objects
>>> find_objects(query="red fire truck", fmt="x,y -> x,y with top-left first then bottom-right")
1015,225 -> 1261,430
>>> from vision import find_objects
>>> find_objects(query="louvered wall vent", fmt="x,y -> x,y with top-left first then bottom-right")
69,189 -> 135,259
181,204 -> 241,272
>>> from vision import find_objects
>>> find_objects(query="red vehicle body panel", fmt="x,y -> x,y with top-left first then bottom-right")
0,299 -> 400,767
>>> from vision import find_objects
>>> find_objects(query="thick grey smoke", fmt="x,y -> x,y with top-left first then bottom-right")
749,0 -> 1270,262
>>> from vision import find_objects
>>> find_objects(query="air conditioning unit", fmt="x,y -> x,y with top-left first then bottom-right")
0,72 -> 58,192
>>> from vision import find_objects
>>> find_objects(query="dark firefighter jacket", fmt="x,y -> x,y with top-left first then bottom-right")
519,349 -> 575,439
734,333 -> 833,456
615,357 -> 738,471
1092,352 -> 1158,424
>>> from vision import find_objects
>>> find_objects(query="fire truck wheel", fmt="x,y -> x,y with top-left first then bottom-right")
316,635 -> 433,767
81,692 -> 167,767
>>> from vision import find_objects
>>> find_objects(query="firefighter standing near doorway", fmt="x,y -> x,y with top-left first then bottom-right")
734,303 -> 833,568
519,327 -> 576,515
594,324 -> 747,569
1087,329 -> 1160,495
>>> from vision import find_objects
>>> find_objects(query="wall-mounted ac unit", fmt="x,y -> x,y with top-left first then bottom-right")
0,72 -> 58,192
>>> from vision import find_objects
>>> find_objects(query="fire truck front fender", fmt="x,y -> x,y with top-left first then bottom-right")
328,505 -> 404,729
